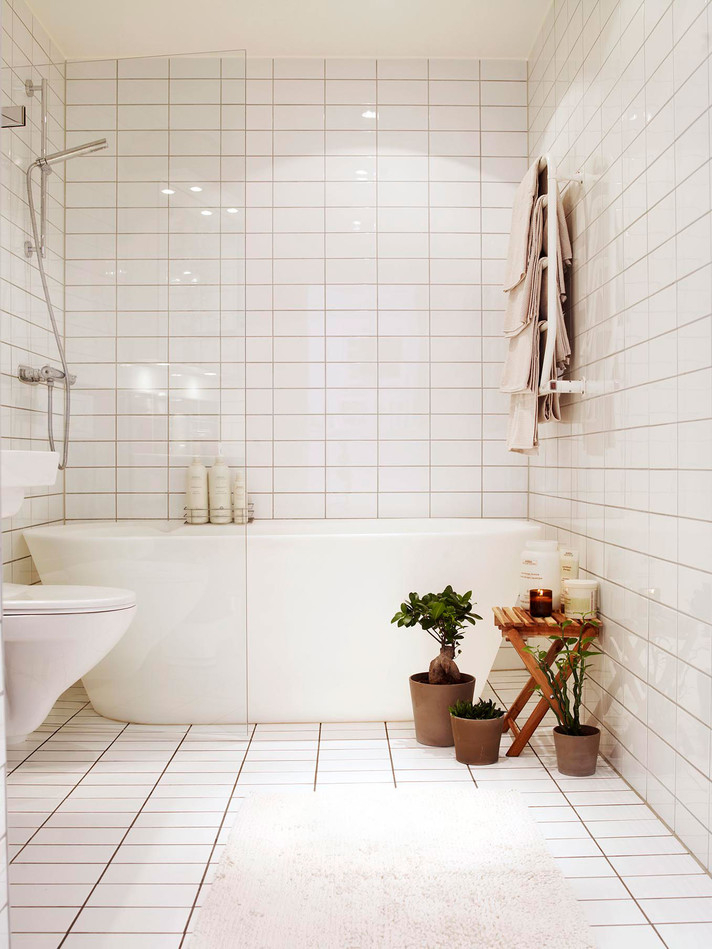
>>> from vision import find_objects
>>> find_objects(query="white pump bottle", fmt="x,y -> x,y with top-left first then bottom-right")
208,452 -> 232,524
185,458 -> 208,524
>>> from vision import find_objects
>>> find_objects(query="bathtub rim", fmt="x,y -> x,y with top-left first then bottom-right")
25,517 -> 538,541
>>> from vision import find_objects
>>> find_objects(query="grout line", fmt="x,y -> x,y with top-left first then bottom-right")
537,755 -> 672,947
9,717 -> 132,863
178,721 -> 257,946
313,722 -> 321,791
383,721 -> 397,788
7,701 -> 91,775
486,672 -> 698,947
55,723 -> 196,947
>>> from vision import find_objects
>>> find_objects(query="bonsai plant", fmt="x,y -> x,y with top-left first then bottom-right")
392,586 -> 482,746
525,617 -> 602,775
449,698 -> 505,765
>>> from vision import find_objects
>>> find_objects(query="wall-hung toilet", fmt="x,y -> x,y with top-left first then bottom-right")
2,583 -> 137,742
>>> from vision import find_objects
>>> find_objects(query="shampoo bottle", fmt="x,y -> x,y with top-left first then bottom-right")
233,470 -> 247,524
560,546 -> 580,582
208,453 -> 232,524
185,457 -> 208,524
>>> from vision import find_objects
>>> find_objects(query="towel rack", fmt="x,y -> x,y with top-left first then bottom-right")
537,154 -> 585,396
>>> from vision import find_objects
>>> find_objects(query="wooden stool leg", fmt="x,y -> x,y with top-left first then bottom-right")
507,693 -> 555,756
503,637 -> 563,731
506,635 -> 585,756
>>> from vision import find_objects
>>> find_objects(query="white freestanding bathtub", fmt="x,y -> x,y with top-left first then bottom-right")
25,518 -> 540,724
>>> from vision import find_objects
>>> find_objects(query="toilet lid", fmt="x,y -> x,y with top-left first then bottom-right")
3,583 -> 136,615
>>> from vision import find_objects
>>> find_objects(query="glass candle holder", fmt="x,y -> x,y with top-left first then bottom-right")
530,589 -> 553,618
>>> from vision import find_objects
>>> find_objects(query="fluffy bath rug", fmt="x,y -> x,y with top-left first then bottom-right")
189,786 -> 594,948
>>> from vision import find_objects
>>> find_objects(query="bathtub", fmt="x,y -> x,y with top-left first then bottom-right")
25,518 -> 540,724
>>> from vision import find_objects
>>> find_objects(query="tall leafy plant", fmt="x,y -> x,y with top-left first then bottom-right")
391,586 -> 482,684
525,618 -> 601,736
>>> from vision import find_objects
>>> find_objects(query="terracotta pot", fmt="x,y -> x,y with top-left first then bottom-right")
409,673 -> 475,747
450,714 -> 504,765
553,725 -> 600,776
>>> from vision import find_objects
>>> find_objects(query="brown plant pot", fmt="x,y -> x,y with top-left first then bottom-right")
409,673 -> 475,747
450,713 -> 504,765
553,725 -> 601,776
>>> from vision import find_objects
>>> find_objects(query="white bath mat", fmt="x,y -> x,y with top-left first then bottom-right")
189,786 -> 594,949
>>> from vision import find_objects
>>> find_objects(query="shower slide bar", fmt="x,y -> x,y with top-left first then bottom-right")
537,154 -> 586,397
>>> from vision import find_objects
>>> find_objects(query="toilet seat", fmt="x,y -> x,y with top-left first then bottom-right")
3,583 -> 136,616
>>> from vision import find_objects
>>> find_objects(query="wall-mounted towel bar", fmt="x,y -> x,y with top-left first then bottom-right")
537,154 -> 585,397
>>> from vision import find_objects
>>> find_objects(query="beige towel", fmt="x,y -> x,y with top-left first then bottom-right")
503,158 -> 541,292
502,168 -> 574,453
507,391 -> 540,454
500,259 -> 545,393
503,195 -> 546,337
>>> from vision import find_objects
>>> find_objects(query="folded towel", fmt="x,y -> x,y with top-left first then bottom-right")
503,159 -> 541,292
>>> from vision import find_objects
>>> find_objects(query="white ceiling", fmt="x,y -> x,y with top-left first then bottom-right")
27,0 -> 551,62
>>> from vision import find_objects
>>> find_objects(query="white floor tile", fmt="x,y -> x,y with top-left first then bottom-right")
101,864 -> 207,886
63,936 -> 182,948
86,883 -> 198,908
11,906 -> 79,933
640,898 -> 712,924
316,771 -> 395,784
111,844 -> 213,864
10,884 -> 93,907
582,898 -> 647,925
592,925 -> 666,947
598,836 -> 687,857
10,865 -> 105,886
567,877 -> 631,900
11,935 -> 65,949
546,837 -> 602,858
624,875 -> 712,899
7,670 -> 712,946
555,856 -> 616,878
655,923 -> 712,948
608,854 -> 703,876
71,906 -> 191,933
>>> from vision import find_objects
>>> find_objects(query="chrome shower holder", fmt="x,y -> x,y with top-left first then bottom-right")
18,364 -> 77,387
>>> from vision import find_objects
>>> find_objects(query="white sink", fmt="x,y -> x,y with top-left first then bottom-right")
1,450 -> 59,518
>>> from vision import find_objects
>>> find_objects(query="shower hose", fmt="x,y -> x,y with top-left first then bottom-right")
25,159 -> 72,470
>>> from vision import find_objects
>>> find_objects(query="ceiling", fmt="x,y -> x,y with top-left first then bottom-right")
28,0 -> 551,62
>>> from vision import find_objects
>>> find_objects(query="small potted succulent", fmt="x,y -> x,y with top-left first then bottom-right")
392,586 -> 481,746
526,618 -> 602,776
449,698 -> 505,765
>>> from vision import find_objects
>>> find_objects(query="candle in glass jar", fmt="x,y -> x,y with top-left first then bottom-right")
530,589 -> 553,618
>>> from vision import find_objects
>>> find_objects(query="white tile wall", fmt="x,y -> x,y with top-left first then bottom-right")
0,2 -> 44,940
1,0 -> 65,580
65,56 -> 529,519
528,0 -> 712,871
64,53 -> 247,520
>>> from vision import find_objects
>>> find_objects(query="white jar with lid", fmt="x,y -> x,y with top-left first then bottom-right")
518,540 -> 561,610
563,579 -> 598,618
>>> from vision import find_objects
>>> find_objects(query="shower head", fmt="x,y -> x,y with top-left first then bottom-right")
40,138 -> 108,168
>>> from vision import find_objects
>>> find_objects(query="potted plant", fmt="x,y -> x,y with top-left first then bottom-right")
449,698 -> 505,765
526,619 -> 602,776
392,586 -> 482,746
